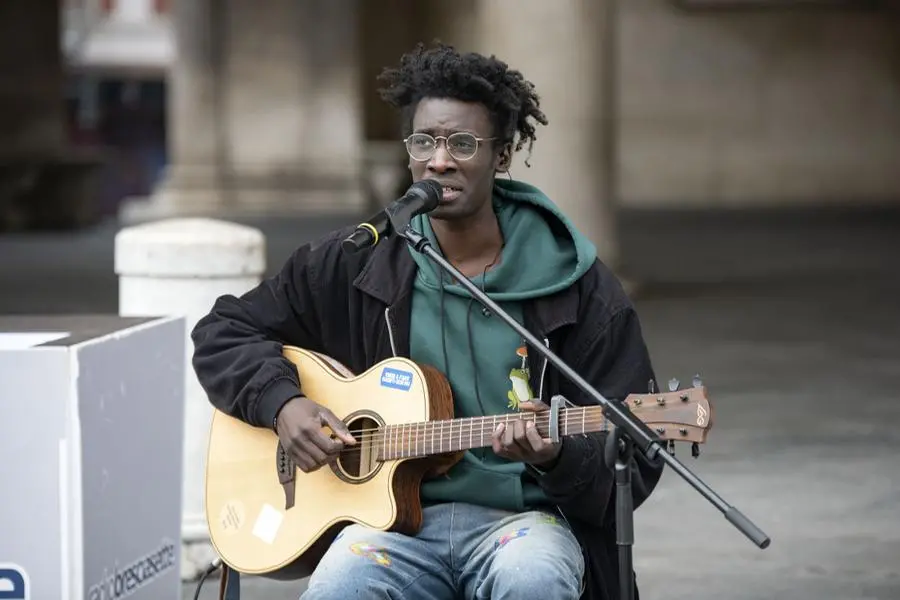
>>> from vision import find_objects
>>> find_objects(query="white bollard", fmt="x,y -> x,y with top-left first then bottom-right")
114,217 -> 266,580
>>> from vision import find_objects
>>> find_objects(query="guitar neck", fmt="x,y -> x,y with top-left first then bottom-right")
375,406 -> 614,461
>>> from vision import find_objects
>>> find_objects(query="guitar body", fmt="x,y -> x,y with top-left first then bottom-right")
204,346 -> 461,580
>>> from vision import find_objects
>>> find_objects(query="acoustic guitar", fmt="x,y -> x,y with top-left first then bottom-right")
204,346 -> 713,580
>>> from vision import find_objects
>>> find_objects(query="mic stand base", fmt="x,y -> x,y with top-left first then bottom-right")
606,428 -> 635,600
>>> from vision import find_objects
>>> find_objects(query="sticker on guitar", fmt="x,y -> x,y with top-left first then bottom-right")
252,504 -> 284,545
219,500 -> 245,535
380,367 -> 413,391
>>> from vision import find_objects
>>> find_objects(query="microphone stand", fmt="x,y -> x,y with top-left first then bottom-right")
396,223 -> 770,600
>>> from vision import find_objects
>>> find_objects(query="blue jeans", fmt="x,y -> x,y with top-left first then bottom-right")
301,502 -> 585,599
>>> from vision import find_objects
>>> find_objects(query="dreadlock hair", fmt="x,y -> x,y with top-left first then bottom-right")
376,42 -> 548,166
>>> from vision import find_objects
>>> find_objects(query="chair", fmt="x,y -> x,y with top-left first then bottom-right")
219,565 -> 242,600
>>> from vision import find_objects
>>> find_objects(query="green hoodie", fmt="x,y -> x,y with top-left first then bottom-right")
407,178 -> 598,511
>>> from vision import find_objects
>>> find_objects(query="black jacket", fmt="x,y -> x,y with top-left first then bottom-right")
191,224 -> 665,600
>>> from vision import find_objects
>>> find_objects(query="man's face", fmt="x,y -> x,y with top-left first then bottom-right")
407,98 -> 504,222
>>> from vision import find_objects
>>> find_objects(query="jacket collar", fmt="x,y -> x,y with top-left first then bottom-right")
352,235 -> 417,306
353,234 -> 582,335
527,289 -> 580,335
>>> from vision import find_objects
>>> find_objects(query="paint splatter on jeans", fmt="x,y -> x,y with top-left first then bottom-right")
302,502 -> 584,599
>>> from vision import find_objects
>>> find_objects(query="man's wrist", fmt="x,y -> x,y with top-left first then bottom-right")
272,394 -> 301,433
530,442 -> 564,473
257,379 -> 303,430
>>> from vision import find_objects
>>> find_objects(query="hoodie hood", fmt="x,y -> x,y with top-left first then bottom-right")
408,178 -> 598,301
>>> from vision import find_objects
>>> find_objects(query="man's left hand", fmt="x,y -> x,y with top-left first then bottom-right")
492,399 -> 561,468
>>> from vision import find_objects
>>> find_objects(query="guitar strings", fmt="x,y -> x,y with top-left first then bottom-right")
327,415 -> 622,459
325,410 -> 695,460
339,412 -> 588,440
333,417 -> 610,443
280,401 -> 693,461
331,421 -> 624,460
332,397 -> 680,442
336,405 -> 608,438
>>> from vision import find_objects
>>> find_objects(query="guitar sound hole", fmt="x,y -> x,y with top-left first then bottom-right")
334,415 -> 382,483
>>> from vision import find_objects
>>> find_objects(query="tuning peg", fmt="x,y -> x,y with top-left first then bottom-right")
667,440 -> 676,456
691,442 -> 701,458
692,373 -> 703,388
667,378 -> 680,392
648,379 -> 657,394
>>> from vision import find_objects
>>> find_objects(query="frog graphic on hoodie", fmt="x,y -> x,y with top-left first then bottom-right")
507,345 -> 533,410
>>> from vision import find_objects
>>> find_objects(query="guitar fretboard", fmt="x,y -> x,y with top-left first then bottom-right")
374,406 -> 613,461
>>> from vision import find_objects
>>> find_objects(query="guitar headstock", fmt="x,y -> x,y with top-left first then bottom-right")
624,376 -> 713,454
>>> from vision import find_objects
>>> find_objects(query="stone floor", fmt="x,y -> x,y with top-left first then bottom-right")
1,205 -> 898,600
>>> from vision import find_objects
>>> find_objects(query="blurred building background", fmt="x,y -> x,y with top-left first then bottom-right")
3,0 -> 900,264
2,2 -> 900,599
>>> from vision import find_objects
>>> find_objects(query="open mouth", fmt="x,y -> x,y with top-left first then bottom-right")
439,184 -> 463,202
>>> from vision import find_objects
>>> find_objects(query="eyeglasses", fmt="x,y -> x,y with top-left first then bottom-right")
404,132 -> 496,162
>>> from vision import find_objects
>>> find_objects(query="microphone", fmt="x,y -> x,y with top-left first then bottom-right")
342,179 -> 443,253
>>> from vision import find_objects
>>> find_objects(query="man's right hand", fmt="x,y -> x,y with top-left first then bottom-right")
275,396 -> 356,473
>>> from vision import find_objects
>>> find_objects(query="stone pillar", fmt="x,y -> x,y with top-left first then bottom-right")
114,218 -> 266,579
127,0 -> 366,220
154,0 -> 223,210
114,0 -> 156,22
468,0 -> 621,269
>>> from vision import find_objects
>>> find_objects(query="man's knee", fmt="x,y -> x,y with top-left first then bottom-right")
301,525 -> 452,600
487,556 -> 583,600
302,545 -> 403,600
302,577 -> 396,600
301,530 -> 402,599
481,519 -> 585,600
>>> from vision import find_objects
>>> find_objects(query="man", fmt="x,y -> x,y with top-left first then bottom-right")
191,42 -> 664,600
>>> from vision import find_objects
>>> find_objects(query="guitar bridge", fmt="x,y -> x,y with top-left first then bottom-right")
276,443 -> 296,510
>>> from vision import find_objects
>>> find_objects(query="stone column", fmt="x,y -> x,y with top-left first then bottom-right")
146,0 -> 227,212
128,0 -> 366,220
114,0 -> 156,22
469,0 -> 621,269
